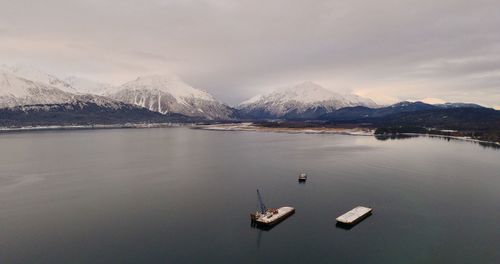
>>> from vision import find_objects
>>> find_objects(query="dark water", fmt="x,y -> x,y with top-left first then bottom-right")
0,128 -> 499,264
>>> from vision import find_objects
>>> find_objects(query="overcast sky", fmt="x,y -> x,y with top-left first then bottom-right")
1,0 -> 499,108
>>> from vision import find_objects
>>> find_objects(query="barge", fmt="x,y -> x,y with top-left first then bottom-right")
336,206 -> 372,225
250,189 -> 295,227
251,206 -> 295,226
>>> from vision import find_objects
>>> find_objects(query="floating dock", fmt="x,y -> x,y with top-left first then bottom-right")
251,207 -> 295,226
336,206 -> 372,225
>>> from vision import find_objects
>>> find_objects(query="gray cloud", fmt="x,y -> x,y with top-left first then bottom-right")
0,0 -> 499,108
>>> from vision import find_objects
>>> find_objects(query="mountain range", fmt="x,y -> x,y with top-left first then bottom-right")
0,65 -> 234,121
0,65 -> 496,130
318,101 -> 483,122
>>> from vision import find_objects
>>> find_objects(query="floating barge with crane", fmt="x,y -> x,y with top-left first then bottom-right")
250,189 -> 295,227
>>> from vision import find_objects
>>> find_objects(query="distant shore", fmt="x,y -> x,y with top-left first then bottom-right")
193,123 -> 375,136
399,133 -> 500,147
0,122 -> 374,136
0,123 -> 186,132
1,122 -> 498,147
193,123 -> 500,147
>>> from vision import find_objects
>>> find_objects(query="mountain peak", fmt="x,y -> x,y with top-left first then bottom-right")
241,81 -> 339,106
135,74 -> 181,81
64,76 -> 113,95
390,101 -> 435,108
1,64 -> 77,93
118,74 -> 215,102
284,81 -> 322,90
276,81 -> 334,97
238,82 -> 377,119
0,70 -> 32,97
0,71 -> 79,108
106,74 -> 234,119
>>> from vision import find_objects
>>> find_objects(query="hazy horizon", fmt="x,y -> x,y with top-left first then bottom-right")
1,0 -> 499,108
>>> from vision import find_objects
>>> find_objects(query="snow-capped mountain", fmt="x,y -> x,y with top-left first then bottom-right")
0,66 -> 234,120
0,70 -> 137,110
434,102 -> 484,109
237,81 -> 378,119
0,70 -> 77,108
1,65 -> 78,93
64,76 -> 114,95
107,74 -> 234,120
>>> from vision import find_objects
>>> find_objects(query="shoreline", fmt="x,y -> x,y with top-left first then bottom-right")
0,123 -> 187,132
194,123 -> 500,146
191,123 -> 375,136
399,133 -> 500,146
1,122 -> 498,147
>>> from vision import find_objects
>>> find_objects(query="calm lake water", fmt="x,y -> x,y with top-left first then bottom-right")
0,128 -> 499,263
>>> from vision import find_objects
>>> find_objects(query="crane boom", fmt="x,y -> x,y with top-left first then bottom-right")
256,189 -> 267,213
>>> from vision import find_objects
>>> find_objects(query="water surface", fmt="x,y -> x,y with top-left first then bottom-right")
0,128 -> 499,263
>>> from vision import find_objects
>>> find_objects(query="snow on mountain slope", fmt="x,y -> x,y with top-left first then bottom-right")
64,76 -> 114,95
237,81 -> 378,119
434,102 -> 484,109
107,74 -> 234,120
0,65 -> 77,93
0,71 -> 77,108
0,70 -> 136,110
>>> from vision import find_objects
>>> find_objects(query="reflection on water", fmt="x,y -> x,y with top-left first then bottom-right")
376,134 -> 500,149
375,134 -> 418,141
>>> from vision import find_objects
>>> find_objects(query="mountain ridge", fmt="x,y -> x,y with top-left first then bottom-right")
0,65 -> 495,124
106,74 -> 235,120
0,101 -> 196,127
237,81 -> 378,119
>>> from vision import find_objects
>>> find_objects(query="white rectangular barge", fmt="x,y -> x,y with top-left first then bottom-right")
336,206 -> 372,225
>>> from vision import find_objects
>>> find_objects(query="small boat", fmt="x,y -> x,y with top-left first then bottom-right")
298,173 -> 307,182
250,189 -> 295,227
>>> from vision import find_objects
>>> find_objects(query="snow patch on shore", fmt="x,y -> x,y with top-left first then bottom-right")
193,123 -> 375,136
